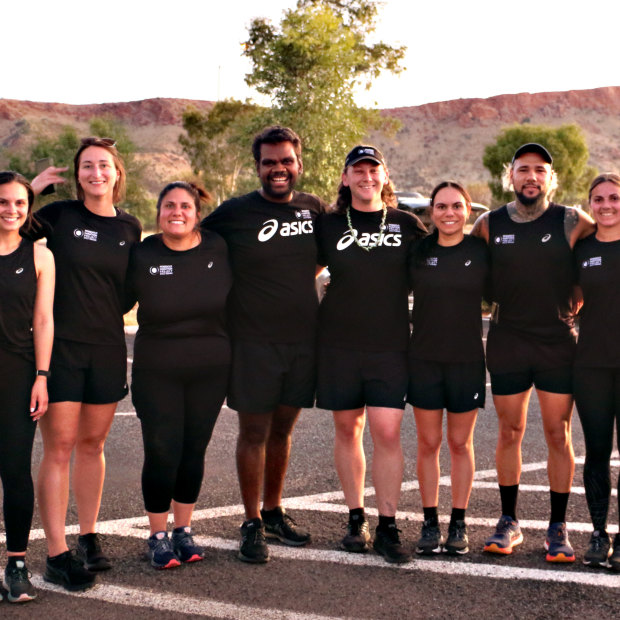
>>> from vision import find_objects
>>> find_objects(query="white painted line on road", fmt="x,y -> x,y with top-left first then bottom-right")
32,576 -> 347,620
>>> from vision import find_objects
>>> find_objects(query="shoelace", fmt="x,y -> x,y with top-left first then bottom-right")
6,565 -> 31,582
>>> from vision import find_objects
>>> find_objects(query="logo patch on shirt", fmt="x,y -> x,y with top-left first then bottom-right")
15,267 -> 23,274
295,209 -> 313,220
74,228 -> 98,241
541,233 -> 551,243
582,256 -> 602,268
388,223 -> 401,233
494,234 -> 515,244
149,265 -> 173,276
426,257 -> 438,266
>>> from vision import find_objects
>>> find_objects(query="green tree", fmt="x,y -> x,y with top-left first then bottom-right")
483,124 -> 597,207
7,117 -> 155,226
180,100 -> 260,205
242,0 -> 405,199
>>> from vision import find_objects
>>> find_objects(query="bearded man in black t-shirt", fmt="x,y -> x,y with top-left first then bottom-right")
202,126 -> 326,563
471,143 -> 594,562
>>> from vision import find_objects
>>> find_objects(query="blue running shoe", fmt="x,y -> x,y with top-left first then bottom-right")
147,531 -> 181,570
544,522 -> 575,563
172,527 -> 204,563
483,515 -> 523,555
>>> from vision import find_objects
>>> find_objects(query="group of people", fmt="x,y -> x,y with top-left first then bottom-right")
0,127 -> 619,604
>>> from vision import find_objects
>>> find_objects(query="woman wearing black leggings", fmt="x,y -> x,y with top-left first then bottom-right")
128,182 -> 232,569
0,172 -> 54,602
574,173 -> 620,570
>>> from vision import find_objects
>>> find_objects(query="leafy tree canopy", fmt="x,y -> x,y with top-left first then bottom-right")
483,123 -> 597,207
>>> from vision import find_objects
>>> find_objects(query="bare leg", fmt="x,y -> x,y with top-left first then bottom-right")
492,390 -> 531,486
333,408 -> 366,509
263,405 -> 301,510
537,390 -> 575,492
172,500 -> 196,529
147,512 -> 169,536
413,408 -> 443,508
73,403 -> 117,535
446,409 -> 478,509
37,401 -> 81,556
367,407 -> 405,517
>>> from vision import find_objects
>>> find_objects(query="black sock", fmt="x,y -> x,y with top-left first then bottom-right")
499,484 -> 519,520
261,507 -> 281,520
377,515 -> 396,531
550,491 -> 570,524
349,507 -> 365,521
48,551 -> 69,565
423,506 -> 438,525
450,507 -> 466,526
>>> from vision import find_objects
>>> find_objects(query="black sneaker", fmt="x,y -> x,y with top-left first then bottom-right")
341,514 -> 370,553
44,550 -> 96,591
239,518 -> 269,563
415,519 -> 444,555
147,531 -> 181,569
4,560 -> 36,603
583,530 -> 611,567
77,532 -> 112,572
609,534 -> 620,572
172,527 -> 204,563
373,524 -> 411,564
443,520 -> 469,555
261,507 -> 311,546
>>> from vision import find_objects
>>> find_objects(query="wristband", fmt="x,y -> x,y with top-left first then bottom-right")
36,369 -> 51,378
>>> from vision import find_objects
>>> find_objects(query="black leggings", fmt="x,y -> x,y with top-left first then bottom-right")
574,367 -> 620,531
131,365 -> 229,513
0,349 -> 36,552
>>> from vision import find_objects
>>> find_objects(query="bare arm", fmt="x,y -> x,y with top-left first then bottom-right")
565,207 -> 595,248
30,244 -> 55,420
470,210 -> 490,243
31,166 -> 68,196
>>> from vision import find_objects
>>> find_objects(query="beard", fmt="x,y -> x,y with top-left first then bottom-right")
515,188 -> 546,209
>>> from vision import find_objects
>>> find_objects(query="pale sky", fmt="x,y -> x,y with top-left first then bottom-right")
5,1 -> 618,109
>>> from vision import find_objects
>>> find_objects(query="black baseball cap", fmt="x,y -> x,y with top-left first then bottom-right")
512,143 -> 553,165
344,145 -> 386,168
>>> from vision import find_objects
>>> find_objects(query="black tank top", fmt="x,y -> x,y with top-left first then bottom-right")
0,238 -> 36,358
488,204 -> 575,342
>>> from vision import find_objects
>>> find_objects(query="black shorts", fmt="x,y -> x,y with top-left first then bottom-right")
408,358 -> 486,413
227,340 -> 316,414
487,326 -> 574,396
49,338 -> 128,404
316,346 -> 408,411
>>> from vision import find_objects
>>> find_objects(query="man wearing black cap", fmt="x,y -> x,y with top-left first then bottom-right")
202,126 -> 327,564
471,143 -> 594,562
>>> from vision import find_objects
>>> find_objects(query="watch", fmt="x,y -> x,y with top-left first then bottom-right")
36,369 -> 51,378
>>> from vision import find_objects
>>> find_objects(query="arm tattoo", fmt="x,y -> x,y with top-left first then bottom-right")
563,208 -> 579,244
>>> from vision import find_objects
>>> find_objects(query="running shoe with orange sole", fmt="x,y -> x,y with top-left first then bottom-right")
483,515 -> 523,555
544,522 -> 575,563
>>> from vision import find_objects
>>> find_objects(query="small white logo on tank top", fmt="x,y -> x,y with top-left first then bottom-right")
541,233 -> 551,243
465,259 -> 472,267
15,267 -> 23,274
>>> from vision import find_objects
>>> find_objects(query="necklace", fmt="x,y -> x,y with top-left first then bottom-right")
346,203 -> 387,252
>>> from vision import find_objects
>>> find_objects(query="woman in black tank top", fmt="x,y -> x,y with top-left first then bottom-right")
0,172 -> 54,603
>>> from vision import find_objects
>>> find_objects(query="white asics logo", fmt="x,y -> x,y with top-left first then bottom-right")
465,259 -> 472,267
336,230 -> 402,250
541,233 -> 551,243
258,219 -> 313,242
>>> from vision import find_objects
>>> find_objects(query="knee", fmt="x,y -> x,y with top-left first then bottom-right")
76,434 -> 107,459
498,420 -> 525,447
334,418 -> 364,445
447,436 -> 472,457
544,423 -> 571,452
418,433 -> 441,457
238,421 -> 269,447
43,437 -> 76,465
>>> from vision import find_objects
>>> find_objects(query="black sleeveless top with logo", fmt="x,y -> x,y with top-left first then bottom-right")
0,238 -> 36,360
487,204 -> 575,343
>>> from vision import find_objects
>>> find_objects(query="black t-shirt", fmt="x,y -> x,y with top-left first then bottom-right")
409,235 -> 488,362
33,200 -> 142,345
0,238 -> 36,359
574,233 -> 620,367
127,232 -> 232,369
316,206 -> 426,351
487,204 -> 575,342
202,190 -> 326,344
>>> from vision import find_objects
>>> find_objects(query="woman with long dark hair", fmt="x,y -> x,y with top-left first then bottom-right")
128,182 -> 232,569
0,171 -> 54,602
31,138 -> 141,591
408,181 -> 488,557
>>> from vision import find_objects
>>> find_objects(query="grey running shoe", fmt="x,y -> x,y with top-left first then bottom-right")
77,532 -> 112,572
483,515 -> 523,555
172,527 -> 204,563
239,518 -> 269,563
583,530 -> 611,567
147,531 -> 181,570
4,560 -> 36,603
415,519 -> 444,555
544,521 -> 575,563
341,514 -> 370,553
444,520 -> 469,555
44,550 -> 96,591
609,534 -> 620,572
262,507 -> 311,546
373,525 -> 411,564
